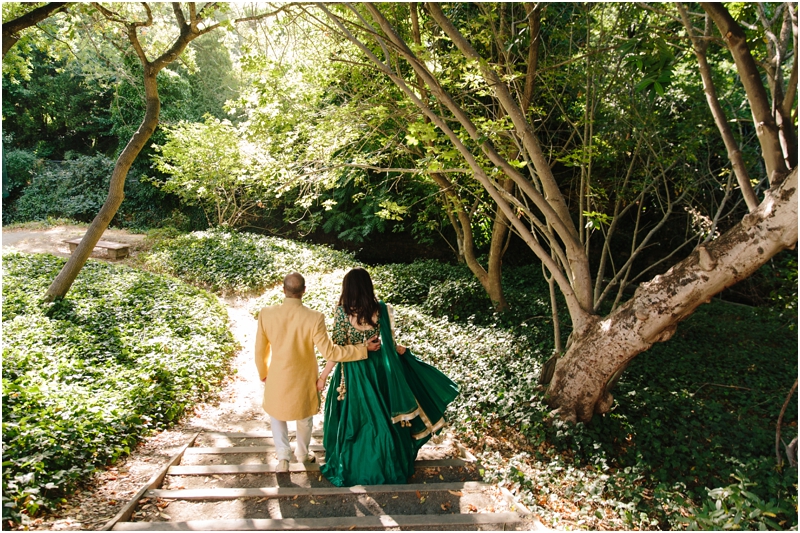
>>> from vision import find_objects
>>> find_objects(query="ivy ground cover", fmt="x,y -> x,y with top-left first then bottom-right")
2,252 -> 236,523
108,230 -> 800,529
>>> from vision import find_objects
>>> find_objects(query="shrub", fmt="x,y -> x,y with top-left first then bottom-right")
11,154 -> 116,223
371,260 -> 463,305
142,229 -> 355,295
2,148 -> 43,223
1,252 -> 236,523
2,148 -> 41,196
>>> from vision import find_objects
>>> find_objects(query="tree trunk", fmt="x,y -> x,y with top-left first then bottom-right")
485,178 -> 514,311
44,65 -> 161,302
547,168 -> 798,423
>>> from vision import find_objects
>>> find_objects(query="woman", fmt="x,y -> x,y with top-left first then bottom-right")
316,267 -> 459,486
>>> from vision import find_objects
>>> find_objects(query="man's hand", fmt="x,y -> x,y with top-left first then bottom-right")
366,335 -> 381,352
396,344 -> 407,355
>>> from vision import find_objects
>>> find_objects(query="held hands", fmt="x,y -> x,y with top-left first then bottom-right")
396,344 -> 407,355
316,376 -> 327,391
365,335 -> 381,352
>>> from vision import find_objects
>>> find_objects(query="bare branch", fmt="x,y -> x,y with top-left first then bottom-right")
776,379 -> 798,468
172,2 -> 187,28
198,3 -> 299,37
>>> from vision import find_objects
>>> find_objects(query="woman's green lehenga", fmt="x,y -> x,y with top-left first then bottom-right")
320,301 -> 459,486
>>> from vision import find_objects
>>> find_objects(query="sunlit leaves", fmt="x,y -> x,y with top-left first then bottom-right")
2,252 -> 235,522
142,229 -> 354,295
152,115 -> 272,226
375,200 -> 410,221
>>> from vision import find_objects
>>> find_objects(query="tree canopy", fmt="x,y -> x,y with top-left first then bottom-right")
2,2 -> 796,422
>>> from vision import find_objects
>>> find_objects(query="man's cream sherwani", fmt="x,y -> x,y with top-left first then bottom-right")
255,298 -> 368,421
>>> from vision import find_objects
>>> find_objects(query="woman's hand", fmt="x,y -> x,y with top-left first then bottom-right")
366,335 -> 381,351
316,376 -> 327,391
396,344 -> 407,355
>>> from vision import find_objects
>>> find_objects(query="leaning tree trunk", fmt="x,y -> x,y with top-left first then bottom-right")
43,65 -> 161,302
546,168 -> 798,423
40,2 -> 288,301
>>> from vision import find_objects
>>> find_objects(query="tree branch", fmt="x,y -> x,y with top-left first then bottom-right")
776,378 -> 798,468
702,2 -> 790,185
2,2 -> 70,58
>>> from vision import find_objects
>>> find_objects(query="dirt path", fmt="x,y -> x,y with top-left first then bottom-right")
2,225 -> 147,259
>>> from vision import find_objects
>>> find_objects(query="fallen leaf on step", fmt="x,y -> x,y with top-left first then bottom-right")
420,496 -> 426,504
392,496 -> 398,499
415,490 -> 421,498
448,490 -> 463,496
159,513 -> 171,520
439,475 -> 444,480
292,495 -> 298,500
441,502 -> 451,511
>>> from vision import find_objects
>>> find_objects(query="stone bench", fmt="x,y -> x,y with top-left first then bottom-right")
63,238 -> 130,260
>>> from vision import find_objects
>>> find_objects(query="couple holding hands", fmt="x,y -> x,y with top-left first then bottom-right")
255,267 -> 459,486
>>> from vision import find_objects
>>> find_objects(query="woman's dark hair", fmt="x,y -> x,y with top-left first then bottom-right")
338,267 -> 379,328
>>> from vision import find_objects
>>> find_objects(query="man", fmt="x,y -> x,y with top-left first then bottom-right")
255,272 -> 380,473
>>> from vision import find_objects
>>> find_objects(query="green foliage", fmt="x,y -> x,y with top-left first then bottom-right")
1,217 -> 85,231
620,34 -> 676,100
141,229 -> 355,295
5,152 -> 179,230
765,251 -> 798,330
152,116 -> 270,227
2,46 -> 116,157
680,472 -> 791,531
181,32 -> 240,120
10,154 -> 116,223
1,252 -> 236,522
2,147 -> 41,196
247,249 -> 797,530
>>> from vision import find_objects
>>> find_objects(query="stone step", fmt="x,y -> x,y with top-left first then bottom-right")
112,511 -> 522,530
168,458 -> 470,475
146,480 -> 487,500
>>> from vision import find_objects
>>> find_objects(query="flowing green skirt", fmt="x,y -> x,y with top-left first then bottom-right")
320,302 -> 459,487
